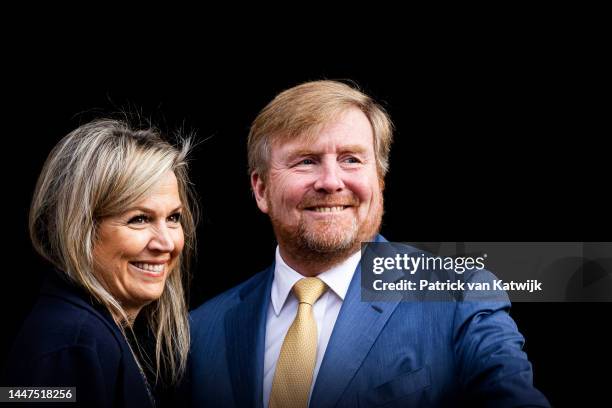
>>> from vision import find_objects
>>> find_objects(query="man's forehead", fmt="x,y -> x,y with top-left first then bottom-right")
271,111 -> 374,155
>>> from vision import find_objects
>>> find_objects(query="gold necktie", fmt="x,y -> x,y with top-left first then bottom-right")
269,277 -> 328,408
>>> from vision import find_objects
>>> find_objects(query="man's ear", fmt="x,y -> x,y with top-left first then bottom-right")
251,171 -> 269,214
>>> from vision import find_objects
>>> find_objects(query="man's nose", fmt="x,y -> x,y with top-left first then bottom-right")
148,224 -> 175,253
313,160 -> 345,193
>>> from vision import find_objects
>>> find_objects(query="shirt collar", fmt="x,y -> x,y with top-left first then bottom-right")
271,246 -> 361,316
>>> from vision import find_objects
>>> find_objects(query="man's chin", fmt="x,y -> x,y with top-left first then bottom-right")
299,231 -> 357,253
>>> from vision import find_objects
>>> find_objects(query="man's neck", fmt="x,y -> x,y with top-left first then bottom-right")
278,244 -> 359,277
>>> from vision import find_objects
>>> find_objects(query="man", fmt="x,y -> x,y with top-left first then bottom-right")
188,80 -> 549,407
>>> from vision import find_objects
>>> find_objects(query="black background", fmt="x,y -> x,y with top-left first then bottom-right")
2,33 -> 609,407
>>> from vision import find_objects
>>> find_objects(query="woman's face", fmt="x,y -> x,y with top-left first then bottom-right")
93,171 -> 185,318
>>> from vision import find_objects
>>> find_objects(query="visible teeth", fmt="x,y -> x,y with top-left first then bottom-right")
132,263 -> 164,273
313,206 -> 345,213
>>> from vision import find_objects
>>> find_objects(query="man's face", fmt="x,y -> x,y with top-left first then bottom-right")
252,108 -> 383,257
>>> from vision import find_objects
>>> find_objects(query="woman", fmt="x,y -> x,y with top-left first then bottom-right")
5,119 -> 198,407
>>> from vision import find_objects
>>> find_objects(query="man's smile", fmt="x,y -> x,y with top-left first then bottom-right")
304,205 -> 351,213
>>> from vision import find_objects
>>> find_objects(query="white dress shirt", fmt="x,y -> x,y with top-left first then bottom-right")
263,246 -> 361,408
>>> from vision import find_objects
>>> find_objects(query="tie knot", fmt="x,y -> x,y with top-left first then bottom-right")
293,278 -> 327,305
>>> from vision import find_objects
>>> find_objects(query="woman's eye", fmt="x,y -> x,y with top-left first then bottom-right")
128,215 -> 148,224
168,213 -> 182,223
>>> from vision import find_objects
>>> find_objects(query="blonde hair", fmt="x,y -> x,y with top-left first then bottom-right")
29,119 -> 198,385
248,80 -> 394,180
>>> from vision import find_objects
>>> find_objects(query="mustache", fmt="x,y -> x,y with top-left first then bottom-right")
298,193 -> 360,209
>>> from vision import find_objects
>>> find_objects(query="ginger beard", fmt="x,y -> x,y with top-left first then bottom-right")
266,182 -> 384,265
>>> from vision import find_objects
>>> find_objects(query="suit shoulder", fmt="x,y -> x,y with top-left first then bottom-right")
5,294 -> 125,387
11,294 -> 121,360
190,268 -> 270,324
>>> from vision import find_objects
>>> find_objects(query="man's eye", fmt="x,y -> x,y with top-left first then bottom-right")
344,157 -> 360,164
168,213 -> 182,223
128,215 -> 149,224
299,159 -> 315,165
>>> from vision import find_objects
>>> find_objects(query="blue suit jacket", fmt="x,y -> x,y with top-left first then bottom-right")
3,273 -> 153,408
189,236 -> 549,407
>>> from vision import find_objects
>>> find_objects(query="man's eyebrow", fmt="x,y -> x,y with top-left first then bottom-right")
338,145 -> 368,154
285,149 -> 317,161
285,145 -> 368,161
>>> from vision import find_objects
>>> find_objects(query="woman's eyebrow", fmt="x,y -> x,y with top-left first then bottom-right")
123,204 -> 183,215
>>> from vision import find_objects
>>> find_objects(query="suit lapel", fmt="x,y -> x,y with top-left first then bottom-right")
311,237 -> 400,407
225,267 -> 274,408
